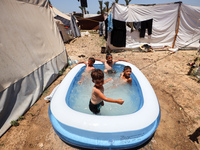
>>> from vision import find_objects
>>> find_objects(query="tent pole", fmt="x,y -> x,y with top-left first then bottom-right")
172,2 -> 182,48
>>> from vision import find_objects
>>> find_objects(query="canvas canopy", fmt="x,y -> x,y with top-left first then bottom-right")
107,2 -> 200,50
51,7 -> 81,39
52,7 -> 71,27
0,0 -> 68,136
78,14 -> 104,30
84,14 -> 100,18
54,19 -> 73,43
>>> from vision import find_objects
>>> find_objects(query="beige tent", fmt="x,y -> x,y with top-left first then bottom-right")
52,7 -> 71,21
55,19 -> 73,43
51,6 -> 81,39
0,0 -> 68,136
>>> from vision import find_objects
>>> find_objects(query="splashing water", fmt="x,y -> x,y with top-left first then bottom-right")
67,64 -> 143,116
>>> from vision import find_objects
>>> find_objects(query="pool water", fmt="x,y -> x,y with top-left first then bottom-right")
67,64 -> 143,116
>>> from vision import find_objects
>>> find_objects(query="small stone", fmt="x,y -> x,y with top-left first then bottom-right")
38,143 -> 43,148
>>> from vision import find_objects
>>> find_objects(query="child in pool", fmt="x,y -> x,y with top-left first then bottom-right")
96,53 -> 128,74
76,57 -> 95,84
89,69 -> 124,114
106,66 -> 132,89
120,66 -> 132,85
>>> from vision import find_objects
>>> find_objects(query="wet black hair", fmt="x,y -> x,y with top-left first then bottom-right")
123,66 -> 131,71
106,53 -> 112,59
91,69 -> 104,80
89,57 -> 95,63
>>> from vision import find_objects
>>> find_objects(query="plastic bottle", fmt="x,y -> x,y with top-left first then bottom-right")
68,59 -> 78,65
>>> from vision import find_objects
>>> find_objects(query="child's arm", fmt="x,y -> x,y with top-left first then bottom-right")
120,73 -> 123,78
113,59 -> 128,63
75,61 -> 87,66
104,78 -> 112,84
95,58 -> 105,63
127,78 -> 132,85
95,88 -> 124,105
78,76 -> 84,84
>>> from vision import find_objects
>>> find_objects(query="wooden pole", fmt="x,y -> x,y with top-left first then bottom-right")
172,2 -> 182,48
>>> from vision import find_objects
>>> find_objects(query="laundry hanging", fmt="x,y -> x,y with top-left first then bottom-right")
80,0 -> 87,7
111,19 -> 126,47
140,19 -> 153,38
107,13 -> 113,32
127,22 -> 141,32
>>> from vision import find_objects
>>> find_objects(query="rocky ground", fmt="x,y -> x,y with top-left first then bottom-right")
0,31 -> 200,150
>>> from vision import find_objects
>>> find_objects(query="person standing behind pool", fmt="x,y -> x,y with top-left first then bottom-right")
76,57 -> 95,84
96,53 -> 128,74
120,66 -> 132,85
89,69 -> 124,114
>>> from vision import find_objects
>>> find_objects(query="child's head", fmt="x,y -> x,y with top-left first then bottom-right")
123,66 -> 132,78
88,57 -> 95,66
91,69 -> 104,88
106,53 -> 113,63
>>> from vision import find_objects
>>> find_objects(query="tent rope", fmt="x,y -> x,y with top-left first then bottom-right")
140,53 -> 172,70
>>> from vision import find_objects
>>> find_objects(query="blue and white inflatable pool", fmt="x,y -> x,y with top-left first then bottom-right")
49,61 -> 160,149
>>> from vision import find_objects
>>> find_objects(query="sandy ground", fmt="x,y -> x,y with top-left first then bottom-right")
0,31 -> 200,150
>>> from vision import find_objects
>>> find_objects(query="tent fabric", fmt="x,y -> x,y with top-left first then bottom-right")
52,7 -> 80,38
107,3 -> 200,49
84,14 -> 100,18
70,15 -> 81,38
55,19 -> 73,43
54,15 -> 71,27
0,0 -> 68,136
52,7 -> 71,21
176,4 -> 200,48
78,14 -> 104,30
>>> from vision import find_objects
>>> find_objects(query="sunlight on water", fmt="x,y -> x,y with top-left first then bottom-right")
67,64 -> 142,116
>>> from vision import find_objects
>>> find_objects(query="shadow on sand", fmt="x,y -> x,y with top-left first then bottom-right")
189,127 -> 200,144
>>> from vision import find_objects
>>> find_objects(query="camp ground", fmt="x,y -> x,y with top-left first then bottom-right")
0,0 -> 200,150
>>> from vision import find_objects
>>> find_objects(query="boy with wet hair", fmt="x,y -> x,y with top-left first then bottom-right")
77,57 -> 95,73
77,57 -> 96,84
120,66 -> 132,85
96,53 -> 127,73
89,69 -> 124,114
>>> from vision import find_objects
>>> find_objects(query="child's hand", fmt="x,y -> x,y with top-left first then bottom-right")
104,77 -> 113,84
117,99 -> 124,105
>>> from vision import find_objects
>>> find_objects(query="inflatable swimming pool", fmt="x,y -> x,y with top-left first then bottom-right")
49,61 -> 160,149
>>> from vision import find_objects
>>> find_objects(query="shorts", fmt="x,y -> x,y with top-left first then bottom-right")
89,100 -> 103,114
107,69 -> 116,74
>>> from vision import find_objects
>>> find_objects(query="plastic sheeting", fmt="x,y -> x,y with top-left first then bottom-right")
0,0 -> 68,136
108,3 -> 200,49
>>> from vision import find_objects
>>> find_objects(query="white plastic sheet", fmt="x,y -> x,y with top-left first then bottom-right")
108,3 -> 200,49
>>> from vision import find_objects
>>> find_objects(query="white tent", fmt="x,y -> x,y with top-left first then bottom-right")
84,14 -> 100,18
0,0 -> 68,136
107,2 -> 200,50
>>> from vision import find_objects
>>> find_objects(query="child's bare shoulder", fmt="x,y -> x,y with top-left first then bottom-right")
93,87 -> 102,94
